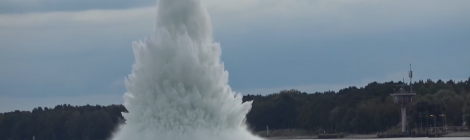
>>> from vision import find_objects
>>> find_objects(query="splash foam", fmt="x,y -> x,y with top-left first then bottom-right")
110,0 -> 261,140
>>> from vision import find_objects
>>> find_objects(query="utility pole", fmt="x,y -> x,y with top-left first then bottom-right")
440,114 -> 446,131
435,115 -> 437,133
429,115 -> 435,131
426,113 -> 429,130
419,112 -> 423,131
430,115 -> 437,133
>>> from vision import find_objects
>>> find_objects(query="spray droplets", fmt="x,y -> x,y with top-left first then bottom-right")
110,0 -> 261,140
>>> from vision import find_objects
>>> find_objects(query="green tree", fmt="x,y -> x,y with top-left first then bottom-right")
463,94 -> 470,128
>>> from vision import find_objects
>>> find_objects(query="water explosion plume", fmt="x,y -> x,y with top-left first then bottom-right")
110,0 -> 261,140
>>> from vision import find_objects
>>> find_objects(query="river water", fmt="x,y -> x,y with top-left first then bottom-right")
319,138 -> 467,140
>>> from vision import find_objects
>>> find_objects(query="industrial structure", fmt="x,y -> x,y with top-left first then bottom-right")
390,64 -> 416,133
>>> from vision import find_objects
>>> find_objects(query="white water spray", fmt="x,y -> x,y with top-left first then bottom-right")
110,0 -> 261,140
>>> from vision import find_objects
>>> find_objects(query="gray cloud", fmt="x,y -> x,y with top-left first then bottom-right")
221,36 -> 470,90
0,52 -> 133,97
0,0 -> 469,112
0,0 -> 155,14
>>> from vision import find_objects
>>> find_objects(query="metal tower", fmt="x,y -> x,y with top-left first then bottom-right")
390,64 -> 416,133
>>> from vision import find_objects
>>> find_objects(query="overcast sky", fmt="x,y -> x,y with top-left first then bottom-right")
1,0 -> 469,112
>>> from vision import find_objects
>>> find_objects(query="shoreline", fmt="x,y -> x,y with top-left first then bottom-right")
263,131 -> 470,139
442,132 -> 470,137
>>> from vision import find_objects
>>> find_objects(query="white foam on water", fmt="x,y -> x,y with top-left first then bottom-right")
110,0 -> 261,140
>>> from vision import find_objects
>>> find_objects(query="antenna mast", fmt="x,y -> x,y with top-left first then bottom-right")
402,76 -> 405,92
409,64 -> 413,93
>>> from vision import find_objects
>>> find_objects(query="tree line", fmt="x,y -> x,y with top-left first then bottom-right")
244,78 -> 470,133
0,104 -> 127,140
1,78 -> 469,140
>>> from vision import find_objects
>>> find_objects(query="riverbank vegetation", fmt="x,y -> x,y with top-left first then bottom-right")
0,78 -> 469,140
244,78 -> 470,133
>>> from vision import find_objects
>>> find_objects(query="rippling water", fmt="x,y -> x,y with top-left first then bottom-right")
318,138 -> 468,140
